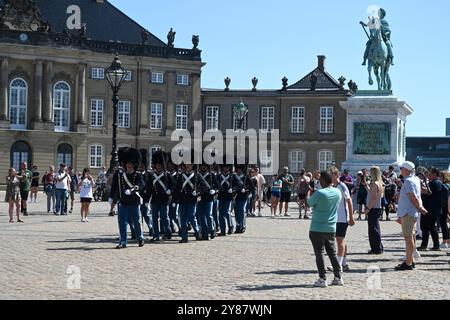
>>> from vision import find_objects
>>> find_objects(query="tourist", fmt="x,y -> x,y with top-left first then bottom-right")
439,172 -> 450,249
246,168 -> 257,217
17,162 -> 32,216
279,167 -> 295,217
30,165 -> 40,203
419,168 -> 443,251
364,166 -> 384,255
307,171 -> 343,287
54,163 -> 71,216
332,168 -> 355,272
271,174 -> 282,217
312,170 -> 322,193
44,166 -> 56,214
78,168 -> 94,222
254,167 -> 266,217
68,166 -> 78,214
355,169 -> 369,221
395,161 -> 427,271
297,169 -> 311,219
5,168 -> 23,223
340,169 -> 354,195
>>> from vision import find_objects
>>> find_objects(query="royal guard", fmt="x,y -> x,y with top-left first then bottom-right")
197,161 -> 219,240
139,149 -> 153,237
148,151 -> 173,242
174,158 -> 201,243
110,148 -> 145,249
167,157 -> 180,235
217,162 -> 235,236
233,163 -> 255,234
211,163 -> 220,233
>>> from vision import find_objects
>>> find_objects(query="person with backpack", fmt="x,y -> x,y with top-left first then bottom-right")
297,169 -> 311,219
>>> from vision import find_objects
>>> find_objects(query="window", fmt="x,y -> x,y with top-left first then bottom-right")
260,149 -> 273,172
9,78 -> 27,130
320,106 -> 334,134
289,150 -> 305,173
57,144 -> 73,167
177,74 -> 189,86
91,68 -> 104,79
151,72 -> 164,84
53,81 -> 71,132
90,99 -> 104,127
10,141 -> 31,171
318,150 -> 334,172
124,71 -> 132,82
150,102 -> 163,129
206,106 -> 220,131
118,100 -> 131,128
233,106 -> 248,131
176,104 -> 188,130
261,106 -> 275,132
291,106 -> 305,134
89,144 -> 103,168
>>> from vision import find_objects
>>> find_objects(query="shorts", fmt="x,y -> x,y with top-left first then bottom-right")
20,190 -> 29,201
81,198 -> 92,204
357,194 -> 367,205
336,223 -> 349,238
280,192 -> 291,203
401,215 -> 417,237
298,194 -> 307,201
271,190 -> 281,199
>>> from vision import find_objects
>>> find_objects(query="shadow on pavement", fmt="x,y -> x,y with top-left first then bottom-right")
237,284 -> 314,291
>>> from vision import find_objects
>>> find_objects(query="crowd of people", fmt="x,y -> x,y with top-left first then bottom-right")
4,154 -> 450,286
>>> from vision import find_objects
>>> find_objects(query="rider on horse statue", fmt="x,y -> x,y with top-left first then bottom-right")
361,8 -> 394,66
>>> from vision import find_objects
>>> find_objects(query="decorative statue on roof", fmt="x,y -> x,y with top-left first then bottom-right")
359,7 -> 393,91
192,35 -> 199,50
167,28 -> 176,48
0,0 -> 47,32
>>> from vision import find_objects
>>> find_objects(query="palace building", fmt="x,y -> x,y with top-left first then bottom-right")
0,0 -> 351,180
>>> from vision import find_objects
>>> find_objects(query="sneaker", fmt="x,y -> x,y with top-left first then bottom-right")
331,277 -> 344,286
401,250 -> 421,261
314,278 -> 328,288
69,208 -> 73,214
303,215 -> 310,220
284,213 -> 291,217
81,218 -> 86,222
395,262 -> 414,271
85,218 -> 89,222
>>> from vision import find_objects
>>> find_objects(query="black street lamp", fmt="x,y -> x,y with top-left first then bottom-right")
234,99 -> 248,131
105,53 -> 128,173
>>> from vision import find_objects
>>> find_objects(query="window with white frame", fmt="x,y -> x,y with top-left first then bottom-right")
233,106 -> 248,131
260,149 -> 273,172
90,99 -> 104,127
124,71 -> 132,81
291,106 -> 305,133
289,150 -> 305,173
89,144 -> 103,168
9,78 -> 28,130
150,102 -> 163,129
320,106 -> 334,134
176,104 -> 188,130
206,106 -> 219,131
261,106 -> 275,132
118,100 -> 131,128
91,68 -> 105,79
177,74 -> 189,86
53,81 -> 71,132
151,72 -> 164,84
318,150 -> 334,172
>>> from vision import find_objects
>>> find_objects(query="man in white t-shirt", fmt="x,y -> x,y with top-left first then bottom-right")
331,168 -> 355,272
254,167 -> 266,217
54,163 -> 71,215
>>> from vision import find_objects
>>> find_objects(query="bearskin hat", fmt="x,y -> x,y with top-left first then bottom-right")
151,150 -> 166,167
118,147 -> 141,169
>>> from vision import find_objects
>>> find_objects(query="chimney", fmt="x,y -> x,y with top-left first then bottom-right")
318,55 -> 326,71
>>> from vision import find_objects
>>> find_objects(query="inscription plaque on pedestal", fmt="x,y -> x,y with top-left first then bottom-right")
353,122 -> 391,155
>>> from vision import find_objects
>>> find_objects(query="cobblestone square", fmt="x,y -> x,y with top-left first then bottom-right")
0,192 -> 448,300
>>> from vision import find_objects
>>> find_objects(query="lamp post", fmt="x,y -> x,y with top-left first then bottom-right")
105,53 -> 128,173
234,99 -> 248,131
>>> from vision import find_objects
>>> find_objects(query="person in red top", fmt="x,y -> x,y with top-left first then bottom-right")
44,166 -> 56,214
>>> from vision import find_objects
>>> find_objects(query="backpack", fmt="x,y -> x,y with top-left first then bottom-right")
442,183 -> 449,208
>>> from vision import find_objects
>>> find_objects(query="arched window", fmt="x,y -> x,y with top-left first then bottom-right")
57,144 -> 73,167
9,78 -> 28,129
53,81 -> 70,132
10,141 -> 31,170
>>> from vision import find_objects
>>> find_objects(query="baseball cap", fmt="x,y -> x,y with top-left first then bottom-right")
400,161 -> 415,171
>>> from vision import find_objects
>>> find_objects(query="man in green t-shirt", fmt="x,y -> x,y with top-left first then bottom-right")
18,162 -> 33,216
307,171 -> 343,288
279,167 -> 294,217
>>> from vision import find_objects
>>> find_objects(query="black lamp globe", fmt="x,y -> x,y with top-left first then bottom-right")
105,54 -> 128,93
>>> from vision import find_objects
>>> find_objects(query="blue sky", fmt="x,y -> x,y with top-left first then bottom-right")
110,0 -> 450,137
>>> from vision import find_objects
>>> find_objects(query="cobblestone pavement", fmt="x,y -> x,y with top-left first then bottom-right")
0,192 -> 448,300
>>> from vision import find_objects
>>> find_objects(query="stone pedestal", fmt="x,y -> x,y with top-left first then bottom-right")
340,91 -> 413,174
0,119 -> 9,129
